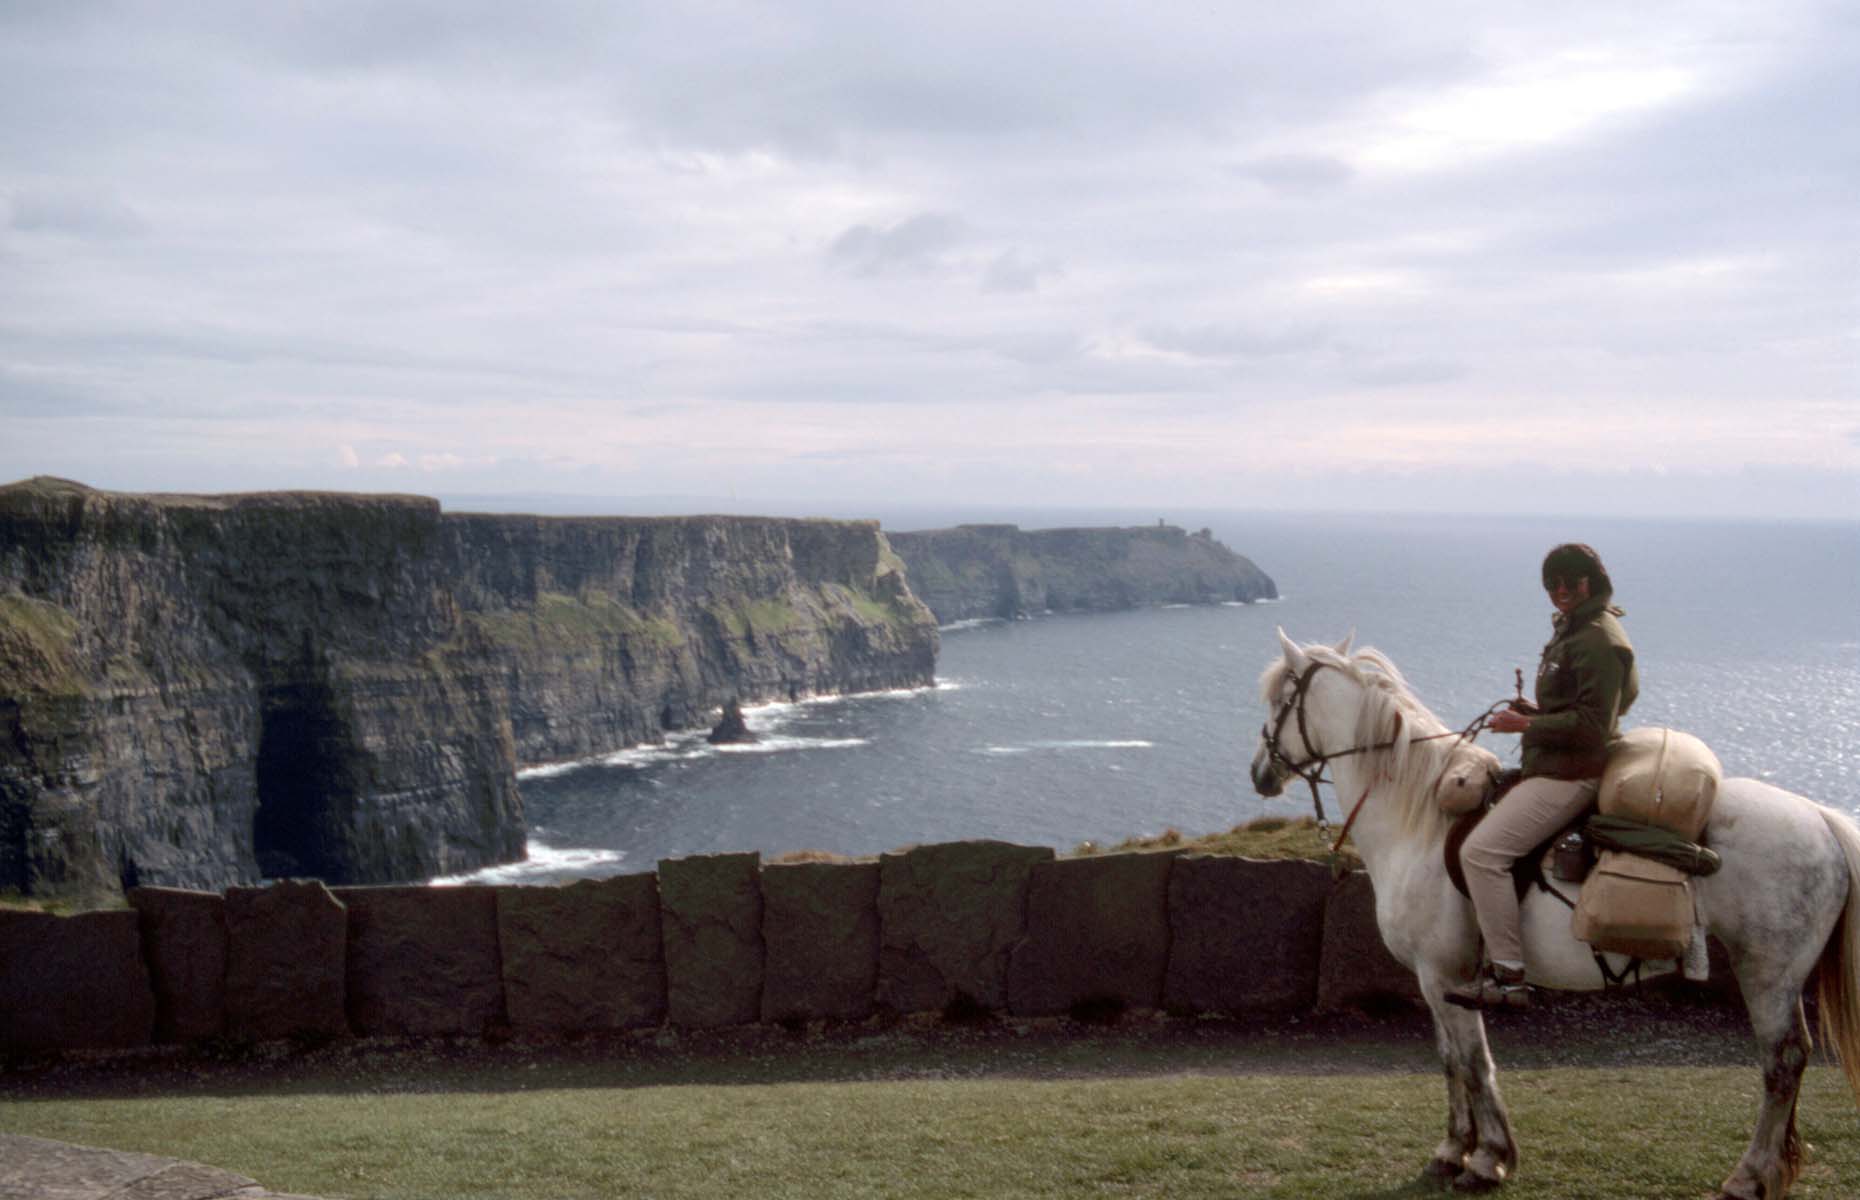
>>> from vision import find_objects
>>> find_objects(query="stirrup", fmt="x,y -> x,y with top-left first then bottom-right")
1446,963 -> 1531,1011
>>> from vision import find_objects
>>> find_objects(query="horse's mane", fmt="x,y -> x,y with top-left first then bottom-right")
1259,643 -> 1496,840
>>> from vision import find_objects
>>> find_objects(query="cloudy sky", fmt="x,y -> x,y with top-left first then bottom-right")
2,1 -> 1855,518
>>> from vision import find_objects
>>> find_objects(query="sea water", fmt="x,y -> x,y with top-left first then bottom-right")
437,512 -> 1859,886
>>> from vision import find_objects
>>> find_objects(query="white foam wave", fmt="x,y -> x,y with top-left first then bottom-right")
749,683 -> 941,719
428,840 -> 626,886
517,684 -> 939,779
942,617 -> 1006,631
976,739 -> 1154,755
715,735 -> 869,755
1040,739 -> 1155,749
598,731 -> 709,768
516,760 -> 584,781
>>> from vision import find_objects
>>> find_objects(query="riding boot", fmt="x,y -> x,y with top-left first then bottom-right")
1445,962 -> 1530,1010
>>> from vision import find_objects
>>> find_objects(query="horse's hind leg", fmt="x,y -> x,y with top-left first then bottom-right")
1422,985 -> 1518,1190
1719,986 -> 1811,1199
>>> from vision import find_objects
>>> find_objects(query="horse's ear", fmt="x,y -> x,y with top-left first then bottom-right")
1277,627 -> 1310,674
1334,629 -> 1355,656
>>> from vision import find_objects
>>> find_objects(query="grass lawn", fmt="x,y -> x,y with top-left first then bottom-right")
3,1065 -> 1855,1199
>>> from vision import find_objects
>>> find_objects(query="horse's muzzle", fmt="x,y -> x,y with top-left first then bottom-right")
1249,748 -> 1287,797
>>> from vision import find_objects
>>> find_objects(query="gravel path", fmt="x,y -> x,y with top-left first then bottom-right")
0,991 -> 1765,1101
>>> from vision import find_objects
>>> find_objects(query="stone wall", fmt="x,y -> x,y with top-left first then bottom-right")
2,841 -> 1435,1054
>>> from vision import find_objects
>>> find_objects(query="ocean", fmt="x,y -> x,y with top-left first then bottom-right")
438,511 -> 1859,886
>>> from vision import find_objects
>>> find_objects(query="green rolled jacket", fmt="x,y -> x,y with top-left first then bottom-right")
1522,593 -> 1638,780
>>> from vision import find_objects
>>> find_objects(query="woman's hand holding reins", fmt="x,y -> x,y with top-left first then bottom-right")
1489,706 -> 1533,734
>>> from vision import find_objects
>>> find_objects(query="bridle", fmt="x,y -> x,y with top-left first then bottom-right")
1258,660 -> 1506,847
1258,661 -> 1392,833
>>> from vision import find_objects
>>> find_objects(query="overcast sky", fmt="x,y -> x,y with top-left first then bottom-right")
2,1 -> 1855,519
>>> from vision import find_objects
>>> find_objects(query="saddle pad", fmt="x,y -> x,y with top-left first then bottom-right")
1572,849 -> 1693,960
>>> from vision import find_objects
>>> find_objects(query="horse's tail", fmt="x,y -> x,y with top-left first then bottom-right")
1814,804 -> 1860,1106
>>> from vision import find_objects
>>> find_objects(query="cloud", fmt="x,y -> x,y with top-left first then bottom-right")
0,1 -> 1852,518
828,213 -> 965,275
981,249 -> 1059,293
1343,358 -> 1466,388
1231,154 -> 1356,191
6,187 -> 147,238
0,366 -> 106,416
1139,325 -> 1331,362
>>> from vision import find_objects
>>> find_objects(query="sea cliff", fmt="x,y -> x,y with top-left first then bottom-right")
0,479 -> 937,900
885,523 -> 1277,624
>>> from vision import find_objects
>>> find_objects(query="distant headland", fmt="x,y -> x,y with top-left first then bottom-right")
885,522 -> 1277,624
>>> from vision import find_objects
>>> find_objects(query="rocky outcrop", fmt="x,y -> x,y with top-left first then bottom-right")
707,698 -> 757,745
0,477 -> 938,900
885,523 -> 1276,624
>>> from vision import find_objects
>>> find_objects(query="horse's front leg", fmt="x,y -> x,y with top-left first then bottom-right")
1718,993 -> 1810,1200
1421,977 -> 1519,1191
1423,1020 -> 1476,1184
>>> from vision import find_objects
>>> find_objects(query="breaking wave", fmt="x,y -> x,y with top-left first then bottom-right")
429,839 -> 626,886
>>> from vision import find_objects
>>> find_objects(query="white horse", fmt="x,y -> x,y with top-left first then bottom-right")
1249,631 -> 1860,1198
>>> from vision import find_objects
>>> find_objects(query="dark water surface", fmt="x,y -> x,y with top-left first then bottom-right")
443,512 -> 1859,885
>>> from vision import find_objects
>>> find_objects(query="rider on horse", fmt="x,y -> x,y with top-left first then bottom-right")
1448,543 -> 1639,1010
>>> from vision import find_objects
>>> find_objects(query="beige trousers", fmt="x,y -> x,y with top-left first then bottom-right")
1461,775 -> 1598,965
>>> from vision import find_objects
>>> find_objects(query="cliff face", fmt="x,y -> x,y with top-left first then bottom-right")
443,514 -> 937,765
0,479 -> 937,899
886,523 -> 1277,625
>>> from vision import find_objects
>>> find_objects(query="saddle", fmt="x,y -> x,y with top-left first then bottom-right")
1442,771 -> 1583,905
1444,768 -> 1721,975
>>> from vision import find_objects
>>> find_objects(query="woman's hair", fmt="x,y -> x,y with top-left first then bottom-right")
1541,542 -> 1612,599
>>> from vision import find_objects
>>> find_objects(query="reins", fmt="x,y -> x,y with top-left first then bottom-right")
1259,660 -> 1517,852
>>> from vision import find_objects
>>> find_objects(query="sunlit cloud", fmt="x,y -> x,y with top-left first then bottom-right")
1348,54 -> 1696,172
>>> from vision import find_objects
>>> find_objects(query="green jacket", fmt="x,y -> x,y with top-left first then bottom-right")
1521,594 -> 1638,780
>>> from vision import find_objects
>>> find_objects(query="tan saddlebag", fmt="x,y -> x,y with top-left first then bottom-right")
1598,726 -> 1721,840
1571,850 -> 1694,960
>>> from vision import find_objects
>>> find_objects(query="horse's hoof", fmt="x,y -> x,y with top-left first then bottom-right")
1451,1169 -> 1505,1193
1421,1158 -> 1461,1189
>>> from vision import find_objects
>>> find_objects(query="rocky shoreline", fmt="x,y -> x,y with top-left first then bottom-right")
0,479 -> 937,900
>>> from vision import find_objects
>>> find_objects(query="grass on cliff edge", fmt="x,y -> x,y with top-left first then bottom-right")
1072,815 -> 1362,872
3,1067 -> 1855,1198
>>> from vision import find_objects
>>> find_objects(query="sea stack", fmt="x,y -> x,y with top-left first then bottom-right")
707,698 -> 759,745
